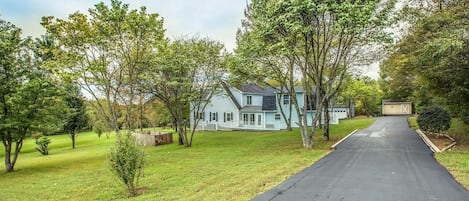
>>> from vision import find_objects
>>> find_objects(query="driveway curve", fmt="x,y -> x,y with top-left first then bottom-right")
252,116 -> 469,201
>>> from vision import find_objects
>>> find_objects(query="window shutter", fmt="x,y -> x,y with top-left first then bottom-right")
209,112 -> 212,121
216,112 -> 218,122
224,112 -> 226,122
203,112 -> 205,121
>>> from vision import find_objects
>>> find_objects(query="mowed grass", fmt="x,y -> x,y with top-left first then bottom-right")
0,118 -> 374,201
408,116 -> 469,189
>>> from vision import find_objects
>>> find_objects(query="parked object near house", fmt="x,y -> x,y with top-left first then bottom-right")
382,100 -> 412,115
133,131 -> 173,146
191,82 -> 354,131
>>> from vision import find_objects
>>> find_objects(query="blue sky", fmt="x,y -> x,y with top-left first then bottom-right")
0,0 -> 246,51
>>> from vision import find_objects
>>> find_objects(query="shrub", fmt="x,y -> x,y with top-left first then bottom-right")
460,109 -> 469,126
417,106 -> 451,135
108,132 -> 145,197
35,137 -> 51,155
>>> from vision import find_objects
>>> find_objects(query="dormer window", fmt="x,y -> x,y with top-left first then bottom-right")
247,95 -> 252,105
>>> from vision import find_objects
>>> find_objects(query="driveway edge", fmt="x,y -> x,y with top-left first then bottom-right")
416,129 -> 441,152
330,129 -> 358,150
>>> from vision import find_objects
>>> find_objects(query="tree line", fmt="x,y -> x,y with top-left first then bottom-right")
1,0 -> 225,172
7,0 -> 452,173
379,0 -> 469,124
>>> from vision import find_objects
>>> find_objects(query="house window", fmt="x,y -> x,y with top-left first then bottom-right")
197,112 -> 204,120
283,95 -> 290,105
243,114 -> 249,125
210,112 -> 218,122
224,112 -> 233,122
257,114 -> 262,126
247,95 -> 252,105
249,114 -> 255,125
275,114 -> 281,120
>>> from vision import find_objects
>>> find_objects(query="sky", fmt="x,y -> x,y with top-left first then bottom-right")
0,0 -> 247,52
0,0 -> 380,78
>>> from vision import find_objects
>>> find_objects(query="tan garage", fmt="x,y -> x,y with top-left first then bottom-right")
382,100 -> 412,115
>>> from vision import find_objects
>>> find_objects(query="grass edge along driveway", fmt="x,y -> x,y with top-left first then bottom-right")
0,118 -> 374,201
408,116 -> 469,190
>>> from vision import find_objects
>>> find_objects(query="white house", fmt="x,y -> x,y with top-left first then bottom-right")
190,82 -> 352,131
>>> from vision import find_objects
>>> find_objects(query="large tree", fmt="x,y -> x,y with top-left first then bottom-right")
0,19 -> 68,172
380,0 -> 469,123
147,38 -> 225,147
238,0 -> 395,147
41,0 -> 167,133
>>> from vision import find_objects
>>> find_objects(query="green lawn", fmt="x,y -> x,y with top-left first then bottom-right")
0,118 -> 374,201
408,116 -> 469,189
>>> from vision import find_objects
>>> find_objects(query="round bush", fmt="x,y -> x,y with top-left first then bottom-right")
417,106 -> 451,134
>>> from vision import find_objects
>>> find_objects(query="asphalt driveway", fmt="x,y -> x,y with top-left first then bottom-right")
252,116 -> 469,201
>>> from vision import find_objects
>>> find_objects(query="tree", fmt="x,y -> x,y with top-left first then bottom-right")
238,0 -> 396,147
0,19 -> 68,172
147,38 -> 225,147
41,0 -> 167,133
341,76 -> 382,117
380,0 -> 469,123
63,85 -> 88,149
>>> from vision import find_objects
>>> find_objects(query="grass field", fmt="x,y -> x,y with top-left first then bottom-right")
0,118 -> 374,201
408,116 -> 469,189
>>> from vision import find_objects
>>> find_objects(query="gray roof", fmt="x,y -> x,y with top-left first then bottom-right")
382,99 -> 411,104
240,106 -> 263,112
276,86 -> 316,93
262,96 -> 277,111
220,81 -> 241,110
263,87 -> 276,96
241,83 -> 264,94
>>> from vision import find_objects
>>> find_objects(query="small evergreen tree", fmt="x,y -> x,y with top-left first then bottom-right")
64,85 -> 88,149
417,106 -> 451,135
108,132 -> 145,197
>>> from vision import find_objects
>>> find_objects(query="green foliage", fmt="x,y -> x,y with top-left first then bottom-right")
108,132 -> 145,197
236,0 -> 396,148
35,137 -> 51,155
380,1 -> 469,123
92,120 -> 106,138
42,0 -> 167,132
148,37 -> 225,147
0,18 -> 68,172
341,76 -> 383,116
417,106 -> 451,135
64,85 -> 89,148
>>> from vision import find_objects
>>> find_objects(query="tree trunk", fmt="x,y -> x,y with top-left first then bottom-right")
71,131 -> 76,149
323,99 -> 330,141
4,140 -> 13,172
176,119 -> 186,146
3,138 -> 23,172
